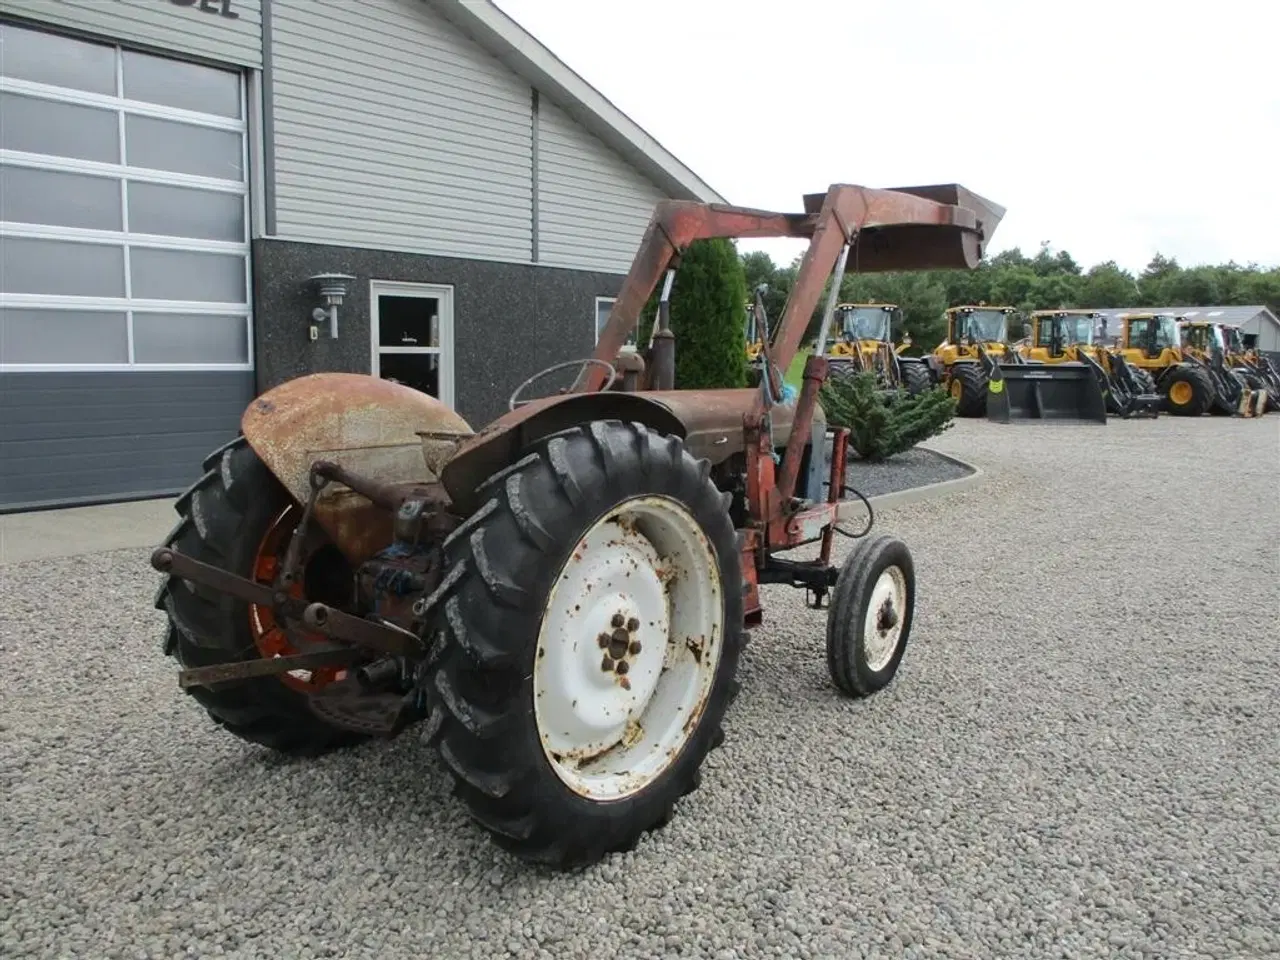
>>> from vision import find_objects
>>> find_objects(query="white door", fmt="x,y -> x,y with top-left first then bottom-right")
369,280 -> 455,408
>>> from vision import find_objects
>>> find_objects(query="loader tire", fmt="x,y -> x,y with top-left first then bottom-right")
1132,368 -> 1157,395
425,419 -> 743,869
155,436 -> 368,756
901,362 -> 933,396
948,363 -> 989,417
1159,365 -> 1214,417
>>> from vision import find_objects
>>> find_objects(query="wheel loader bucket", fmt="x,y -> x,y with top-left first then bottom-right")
986,363 -> 1108,424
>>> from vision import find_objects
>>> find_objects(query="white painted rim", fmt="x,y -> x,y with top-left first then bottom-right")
532,495 -> 723,801
862,565 -> 907,673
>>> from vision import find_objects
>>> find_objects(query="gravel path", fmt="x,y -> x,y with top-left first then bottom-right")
3,417 -> 1278,959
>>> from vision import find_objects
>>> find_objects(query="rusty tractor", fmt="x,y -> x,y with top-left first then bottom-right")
151,183 -> 1004,869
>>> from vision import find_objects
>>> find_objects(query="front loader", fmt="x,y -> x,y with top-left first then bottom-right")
149,181 -> 1004,870
911,304 -> 1105,422
824,302 -> 933,395
1179,319 -> 1269,417
1114,313 -> 1221,416
1236,330 -> 1280,411
1017,310 -> 1160,419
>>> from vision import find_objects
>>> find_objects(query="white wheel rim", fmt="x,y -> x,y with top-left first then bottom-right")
533,495 -> 723,801
862,565 -> 907,673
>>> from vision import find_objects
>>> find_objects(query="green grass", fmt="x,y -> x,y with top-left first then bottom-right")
785,345 -> 813,389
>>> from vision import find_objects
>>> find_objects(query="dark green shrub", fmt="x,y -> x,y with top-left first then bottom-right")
818,371 -> 957,461
636,238 -> 749,389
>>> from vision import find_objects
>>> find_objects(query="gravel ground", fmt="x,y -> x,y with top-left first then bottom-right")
3,416 -> 1278,960
843,445 -> 972,499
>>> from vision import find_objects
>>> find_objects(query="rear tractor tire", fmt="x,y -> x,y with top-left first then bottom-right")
155,436 -> 370,755
425,420 -> 744,868
826,534 -> 915,697
1159,364 -> 1215,417
947,363 -> 989,417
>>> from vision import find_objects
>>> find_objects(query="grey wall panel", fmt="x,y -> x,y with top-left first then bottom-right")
2,0 -> 263,68
268,0 -> 532,262
537,99 -> 666,274
0,371 -> 254,511
252,238 -> 624,428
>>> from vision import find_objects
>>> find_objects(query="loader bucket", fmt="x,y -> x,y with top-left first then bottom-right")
986,363 -> 1108,424
801,183 -> 1006,272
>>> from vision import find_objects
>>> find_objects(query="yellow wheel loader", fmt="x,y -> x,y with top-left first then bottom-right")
1180,319 -> 1270,416
902,304 -> 1105,422
1236,329 -> 1280,412
1113,313 -> 1228,416
824,302 -> 933,395
1019,310 -> 1161,418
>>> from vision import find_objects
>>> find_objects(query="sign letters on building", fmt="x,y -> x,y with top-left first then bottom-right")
168,0 -> 239,20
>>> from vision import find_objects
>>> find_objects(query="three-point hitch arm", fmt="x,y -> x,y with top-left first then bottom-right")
584,182 -> 1006,396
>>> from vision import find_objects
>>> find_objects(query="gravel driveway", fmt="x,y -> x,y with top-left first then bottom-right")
3,417 -> 1278,959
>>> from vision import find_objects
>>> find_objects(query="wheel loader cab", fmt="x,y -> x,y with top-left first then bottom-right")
1120,314 -> 1182,365
1024,310 -> 1101,362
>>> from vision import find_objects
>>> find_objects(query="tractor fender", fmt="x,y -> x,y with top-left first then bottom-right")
241,372 -> 474,563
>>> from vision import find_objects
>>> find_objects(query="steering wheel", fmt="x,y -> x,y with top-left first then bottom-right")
508,358 -> 618,411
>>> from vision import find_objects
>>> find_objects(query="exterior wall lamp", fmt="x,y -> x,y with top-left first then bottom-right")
308,273 -> 356,340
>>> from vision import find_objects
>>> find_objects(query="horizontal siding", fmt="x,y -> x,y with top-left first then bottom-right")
2,0 -> 262,68
537,100 -> 665,274
269,0 -> 532,262
0,371 -> 253,510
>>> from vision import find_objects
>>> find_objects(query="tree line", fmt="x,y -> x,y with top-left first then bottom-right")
740,243 -> 1280,349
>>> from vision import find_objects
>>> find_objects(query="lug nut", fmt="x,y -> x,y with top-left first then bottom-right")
626,617 -> 640,633
601,655 -> 615,672
629,640 -> 642,655
611,613 -> 625,628
597,633 -> 610,649
615,660 -> 630,675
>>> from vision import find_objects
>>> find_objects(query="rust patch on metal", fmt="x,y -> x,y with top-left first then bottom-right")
240,372 -> 472,560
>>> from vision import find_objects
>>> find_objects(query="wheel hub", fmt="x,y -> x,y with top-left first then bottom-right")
533,496 -> 723,801
536,518 -> 671,763
863,565 -> 907,673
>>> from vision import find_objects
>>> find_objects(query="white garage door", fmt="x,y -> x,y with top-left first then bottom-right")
0,20 -> 255,510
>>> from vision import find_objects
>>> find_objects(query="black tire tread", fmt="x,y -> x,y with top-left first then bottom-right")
426,419 -> 743,868
156,435 -> 368,756
901,362 -> 933,395
825,533 -> 915,698
951,363 -> 989,417
1160,364 -> 1215,417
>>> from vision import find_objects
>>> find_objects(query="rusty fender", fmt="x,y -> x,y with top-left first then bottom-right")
241,372 -> 474,564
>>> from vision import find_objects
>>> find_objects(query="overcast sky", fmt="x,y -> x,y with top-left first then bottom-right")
494,0 -> 1279,275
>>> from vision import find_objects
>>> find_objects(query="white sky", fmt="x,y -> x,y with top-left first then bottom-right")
495,0 -> 1280,275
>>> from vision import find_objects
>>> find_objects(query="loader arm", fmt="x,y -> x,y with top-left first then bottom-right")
585,183 -> 1003,395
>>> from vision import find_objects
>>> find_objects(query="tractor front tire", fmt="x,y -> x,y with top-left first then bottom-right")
948,364 -> 989,417
156,436 -> 369,756
425,420 -> 743,869
1159,365 -> 1214,416
826,534 -> 915,697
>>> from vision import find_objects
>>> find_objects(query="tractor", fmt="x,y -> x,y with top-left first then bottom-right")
1179,319 -> 1270,416
1018,310 -> 1161,419
823,302 -> 933,396
149,182 -> 1004,870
